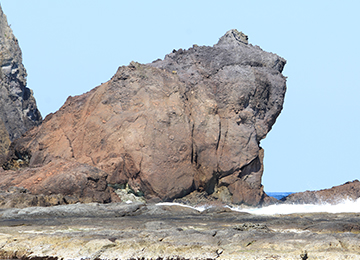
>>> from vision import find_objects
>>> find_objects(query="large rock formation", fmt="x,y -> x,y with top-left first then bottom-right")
2,29 -> 287,206
0,5 -> 42,157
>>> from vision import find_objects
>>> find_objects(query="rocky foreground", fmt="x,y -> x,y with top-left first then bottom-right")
0,202 -> 359,260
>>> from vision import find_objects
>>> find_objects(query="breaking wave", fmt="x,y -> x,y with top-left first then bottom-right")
157,198 -> 360,215
229,197 -> 360,215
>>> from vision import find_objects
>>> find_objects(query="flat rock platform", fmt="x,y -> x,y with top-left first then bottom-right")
0,203 -> 359,259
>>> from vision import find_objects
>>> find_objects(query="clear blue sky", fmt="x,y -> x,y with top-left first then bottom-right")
2,1 -> 360,192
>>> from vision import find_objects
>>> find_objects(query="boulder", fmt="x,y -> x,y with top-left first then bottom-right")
3,30 -> 287,206
282,180 -> 360,204
0,158 -> 111,206
0,6 -> 42,157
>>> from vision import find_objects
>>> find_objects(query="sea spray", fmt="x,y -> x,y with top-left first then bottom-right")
229,197 -> 360,215
157,198 -> 360,215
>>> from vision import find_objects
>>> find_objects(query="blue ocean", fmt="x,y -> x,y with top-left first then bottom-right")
266,192 -> 293,200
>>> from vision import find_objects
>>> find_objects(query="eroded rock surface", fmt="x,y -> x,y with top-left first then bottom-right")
0,203 -> 359,260
0,5 -> 42,157
3,30 -> 286,206
0,158 -> 111,206
283,180 -> 360,204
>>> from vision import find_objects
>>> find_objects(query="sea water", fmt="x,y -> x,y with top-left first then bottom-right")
266,191 -> 293,200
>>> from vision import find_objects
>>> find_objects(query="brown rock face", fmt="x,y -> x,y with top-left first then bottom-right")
4,30 -> 287,205
283,180 -> 360,204
0,159 -> 111,204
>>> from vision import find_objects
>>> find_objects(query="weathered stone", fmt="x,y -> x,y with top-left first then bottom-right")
0,191 -> 70,208
0,158 -> 111,205
0,5 -> 42,157
0,202 -> 145,219
3,30 -> 286,206
0,203 -> 359,259
150,30 -> 286,204
283,179 -> 360,204
0,120 -> 10,157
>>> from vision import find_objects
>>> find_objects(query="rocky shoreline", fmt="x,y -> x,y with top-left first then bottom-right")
0,202 -> 359,260
1,5 -> 360,259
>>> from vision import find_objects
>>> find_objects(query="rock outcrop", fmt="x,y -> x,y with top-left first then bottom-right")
0,5 -> 42,157
282,180 -> 360,204
0,203 -> 359,259
2,29 -> 287,206
0,158 -> 111,206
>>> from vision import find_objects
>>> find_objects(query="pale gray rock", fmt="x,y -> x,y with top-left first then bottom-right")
0,202 -> 145,219
0,203 -> 359,259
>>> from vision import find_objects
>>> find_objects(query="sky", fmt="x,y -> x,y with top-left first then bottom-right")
1,1 -> 360,192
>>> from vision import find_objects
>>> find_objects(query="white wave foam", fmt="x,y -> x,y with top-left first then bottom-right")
156,202 -> 210,212
156,198 -> 360,215
230,197 -> 360,215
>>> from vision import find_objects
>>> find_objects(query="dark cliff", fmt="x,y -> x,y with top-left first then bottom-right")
0,5 -> 42,157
